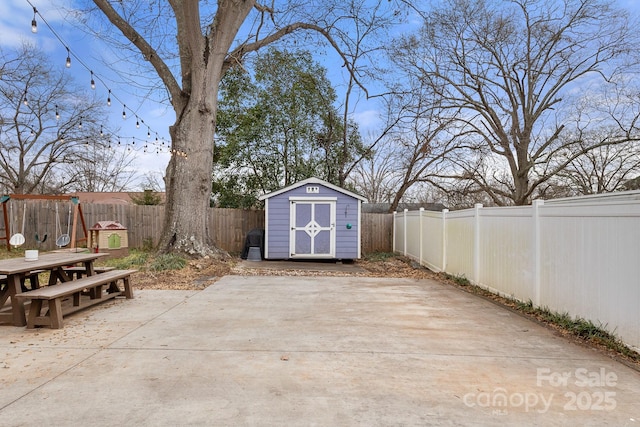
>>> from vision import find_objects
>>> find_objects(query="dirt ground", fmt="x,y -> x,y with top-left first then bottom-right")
130,255 -> 435,290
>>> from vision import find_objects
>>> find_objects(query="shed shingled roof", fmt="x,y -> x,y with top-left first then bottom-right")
258,177 -> 367,202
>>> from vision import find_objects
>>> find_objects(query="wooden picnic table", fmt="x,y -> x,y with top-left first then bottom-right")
0,251 -> 109,327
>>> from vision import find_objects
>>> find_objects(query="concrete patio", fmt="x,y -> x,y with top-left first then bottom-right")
1,275 -> 639,426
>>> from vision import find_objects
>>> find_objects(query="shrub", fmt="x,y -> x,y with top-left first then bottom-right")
149,253 -> 186,271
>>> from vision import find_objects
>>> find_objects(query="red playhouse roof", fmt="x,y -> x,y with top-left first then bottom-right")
89,221 -> 127,231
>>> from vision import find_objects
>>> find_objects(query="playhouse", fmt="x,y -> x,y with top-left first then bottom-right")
88,221 -> 129,258
258,177 -> 367,260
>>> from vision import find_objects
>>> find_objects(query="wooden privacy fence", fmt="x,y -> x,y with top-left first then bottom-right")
1,201 -> 393,254
361,211 -> 394,253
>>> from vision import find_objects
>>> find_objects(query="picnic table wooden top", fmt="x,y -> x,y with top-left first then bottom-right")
0,252 -> 109,275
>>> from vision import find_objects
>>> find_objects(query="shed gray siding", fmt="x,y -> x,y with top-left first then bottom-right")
264,183 -> 362,259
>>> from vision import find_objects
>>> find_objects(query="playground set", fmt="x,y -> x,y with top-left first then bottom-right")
0,195 -> 88,252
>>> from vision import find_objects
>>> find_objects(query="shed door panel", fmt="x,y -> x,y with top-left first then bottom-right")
290,201 -> 335,258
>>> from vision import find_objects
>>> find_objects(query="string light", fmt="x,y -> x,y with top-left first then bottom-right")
26,0 -> 171,156
31,7 -> 37,33
23,91 -> 28,106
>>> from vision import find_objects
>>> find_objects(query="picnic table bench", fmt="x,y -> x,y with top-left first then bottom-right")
63,265 -> 116,279
15,269 -> 136,329
3,271 -> 44,291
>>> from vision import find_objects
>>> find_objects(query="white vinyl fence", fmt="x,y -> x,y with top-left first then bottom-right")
394,192 -> 640,350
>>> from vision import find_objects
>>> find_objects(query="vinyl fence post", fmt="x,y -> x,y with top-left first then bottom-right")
442,208 -> 449,272
392,211 -> 397,253
403,209 -> 408,257
419,207 -> 424,266
532,200 -> 544,306
473,204 -> 483,285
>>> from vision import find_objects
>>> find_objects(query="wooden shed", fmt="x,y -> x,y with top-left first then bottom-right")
258,177 -> 368,260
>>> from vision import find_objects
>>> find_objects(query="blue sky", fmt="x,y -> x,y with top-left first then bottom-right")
1,0 -> 176,186
2,0 -> 640,188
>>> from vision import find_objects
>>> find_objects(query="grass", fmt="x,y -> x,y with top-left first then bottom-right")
102,249 -> 150,269
101,249 -> 186,272
0,247 -> 28,260
149,253 -> 186,271
363,251 -> 396,262
448,273 -> 471,287
443,273 -> 640,365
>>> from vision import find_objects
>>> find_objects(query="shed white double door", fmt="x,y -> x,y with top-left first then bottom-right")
289,198 -> 336,258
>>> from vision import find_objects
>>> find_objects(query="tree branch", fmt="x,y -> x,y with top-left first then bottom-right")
225,22 -> 371,98
92,0 -> 182,106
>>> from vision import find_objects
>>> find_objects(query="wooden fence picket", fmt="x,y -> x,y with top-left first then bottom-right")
1,201 -> 392,254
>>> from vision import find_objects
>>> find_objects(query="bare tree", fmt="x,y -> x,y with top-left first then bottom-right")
0,44 -> 106,194
85,0 -> 396,256
393,0 -> 640,205
554,133 -> 640,195
327,0 -> 402,186
60,145 -> 138,192
349,137 -> 401,204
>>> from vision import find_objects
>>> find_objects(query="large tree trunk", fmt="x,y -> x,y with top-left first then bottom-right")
154,0 -> 253,256
158,104 -> 217,255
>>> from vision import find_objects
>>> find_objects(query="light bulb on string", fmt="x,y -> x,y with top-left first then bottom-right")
22,5 -> 167,159
22,4 -> 166,159
100,125 -> 103,136
31,7 -> 37,33
78,117 -> 82,129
